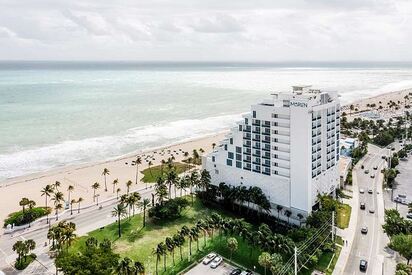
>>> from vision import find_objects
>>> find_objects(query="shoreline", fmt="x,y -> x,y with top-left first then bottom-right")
1,87 -> 411,224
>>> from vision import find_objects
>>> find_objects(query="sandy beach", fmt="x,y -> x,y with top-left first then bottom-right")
0,132 -> 227,224
1,87 -> 411,226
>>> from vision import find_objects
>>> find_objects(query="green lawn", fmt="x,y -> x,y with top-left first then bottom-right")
141,162 -> 193,183
300,241 -> 342,275
69,197 -> 240,274
336,204 -> 351,229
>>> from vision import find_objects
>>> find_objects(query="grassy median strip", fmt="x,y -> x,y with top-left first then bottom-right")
141,162 -> 192,183
336,204 -> 351,229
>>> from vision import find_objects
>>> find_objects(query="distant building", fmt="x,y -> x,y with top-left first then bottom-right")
203,86 -> 341,221
340,137 -> 359,157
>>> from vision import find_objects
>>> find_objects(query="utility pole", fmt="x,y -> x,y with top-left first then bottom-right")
294,246 -> 298,275
331,211 -> 335,242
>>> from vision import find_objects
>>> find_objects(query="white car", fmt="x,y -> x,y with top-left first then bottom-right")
210,256 -> 223,269
202,253 -> 217,265
359,189 -> 365,194
368,188 -> 373,194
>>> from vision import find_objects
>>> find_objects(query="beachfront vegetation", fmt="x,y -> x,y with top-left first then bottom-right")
12,239 -> 36,270
4,196 -> 51,227
141,161 -> 192,183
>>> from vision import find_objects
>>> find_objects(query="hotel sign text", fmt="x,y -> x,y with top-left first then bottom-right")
290,101 -> 308,108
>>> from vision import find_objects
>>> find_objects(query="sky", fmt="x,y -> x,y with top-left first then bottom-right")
1,0 -> 412,61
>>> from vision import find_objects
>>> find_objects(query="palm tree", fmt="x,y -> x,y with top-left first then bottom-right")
258,252 -> 272,275
132,156 -> 142,185
189,171 -> 199,205
51,191 -> 64,220
91,182 -> 100,202
165,169 -> 177,198
112,204 -> 127,238
126,180 -> 133,195
41,184 -> 54,224
227,237 -> 238,260
53,181 -> 61,192
112,178 -> 119,193
141,198 -> 150,227
77,197 -> 83,213
212,143 -> 216,149
284,210 -> 292,224
116,188 -> 121,199
132,192 -> 141,216
189,227 -> 199,254
276,205 -> 283,220
70,199 -> 76,215
159,242 -> 167,271
102,168 -> 110,192
19,197 -> 30,213
67,185 -> 74,203
153,242 -> 165,275
165,237 -> 176,266
12,240 -> 25,265
134,261 -> 145,275
117,257 -> 134,275
155,177 -> 168,205
173,233 -> 184,261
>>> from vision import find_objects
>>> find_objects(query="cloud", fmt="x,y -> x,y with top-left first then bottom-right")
0,0 -> 411,61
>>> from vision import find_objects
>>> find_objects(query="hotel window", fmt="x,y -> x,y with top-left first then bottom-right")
245,118 -> 249,124
236,146 -> 242,153
273,130 -> 278,134
253,111 -> 256,118
273,154 -> 278,159
230,138 -> 233,144
273,170 -> 278,175
273,162 -> 278,167
272,114 -> 278,118
226,159 -> 232,166
224,144 -> 227,150
272,122 -> 278,126
236,161 -> 242,168
236,154 -> 242,161
228,152 -> 234,159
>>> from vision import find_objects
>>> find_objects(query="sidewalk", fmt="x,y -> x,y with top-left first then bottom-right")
332,160 -> 361,275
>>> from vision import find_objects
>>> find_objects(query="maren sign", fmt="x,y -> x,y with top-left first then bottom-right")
290,101 -> 308,108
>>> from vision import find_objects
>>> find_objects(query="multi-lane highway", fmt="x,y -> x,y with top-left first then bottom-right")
343,145 -> 394,275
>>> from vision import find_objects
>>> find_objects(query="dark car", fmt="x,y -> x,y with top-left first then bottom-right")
360,259 -> 368,271
360,202 -> 366,210
230,269 -> 242,275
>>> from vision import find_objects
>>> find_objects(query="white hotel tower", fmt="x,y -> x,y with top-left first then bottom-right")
203,86 -> 341,220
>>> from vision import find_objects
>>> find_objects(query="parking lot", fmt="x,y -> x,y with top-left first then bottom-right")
185,260 -> 239,275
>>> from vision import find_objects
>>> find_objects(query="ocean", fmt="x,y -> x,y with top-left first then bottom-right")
2,61 -> 412,181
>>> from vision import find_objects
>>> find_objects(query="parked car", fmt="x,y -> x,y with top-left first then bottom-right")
406,213 -> 412,219
368,188 -> 373,194
369,209 -> 375,214
359,189 -> 365,194
210,256 -> 223,269
203,253 -> 217,265
360,259 -> 368,271
230,269 -> 242,275
361,226 -> 368,234
360,202 -> 366,210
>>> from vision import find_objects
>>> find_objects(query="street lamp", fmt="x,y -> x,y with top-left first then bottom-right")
95,194 -> 100,206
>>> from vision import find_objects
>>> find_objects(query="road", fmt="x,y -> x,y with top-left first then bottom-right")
343,144 -> 392,275
0,186 -> 158,275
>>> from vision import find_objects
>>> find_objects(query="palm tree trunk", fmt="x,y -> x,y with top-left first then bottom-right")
118,216 -> 121,237
179,246 -> 183,260
163,254 -> 166,271
135,166 -> 138,185
104,175 -> 107,191
156,258 -> 159,275
46,195 -> 49,224
78,202 -> 80,213
143,207 -> 146,227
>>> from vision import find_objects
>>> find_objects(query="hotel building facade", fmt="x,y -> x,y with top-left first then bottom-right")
203,86 -> 341,220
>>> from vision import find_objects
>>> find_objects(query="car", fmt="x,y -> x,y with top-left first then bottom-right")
370,174 -> 375,178
392,148 -> 395,151
361,226 -> 368,234
360,202 -> 366,210
382,155 -> 386,159
394,197 -> 403,203
364,170 -> 369,174
240,271 -> 253,275
230,269 -> 242,275
202,253 -> 217,265
373,166 -> 378,170
360,189 -> 365,194
369,209 -> 375,214
368,189 -> 373,194
360,259 -> 368,271
210,256 -> 223,269
406,213 -> 412,219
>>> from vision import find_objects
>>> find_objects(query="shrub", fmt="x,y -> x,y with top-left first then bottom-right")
148,197 -> 189,221
4,207 -> 50,227
15,253 -> 36,270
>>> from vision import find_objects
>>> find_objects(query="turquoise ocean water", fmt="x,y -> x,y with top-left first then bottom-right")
1,62 -> 412,181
